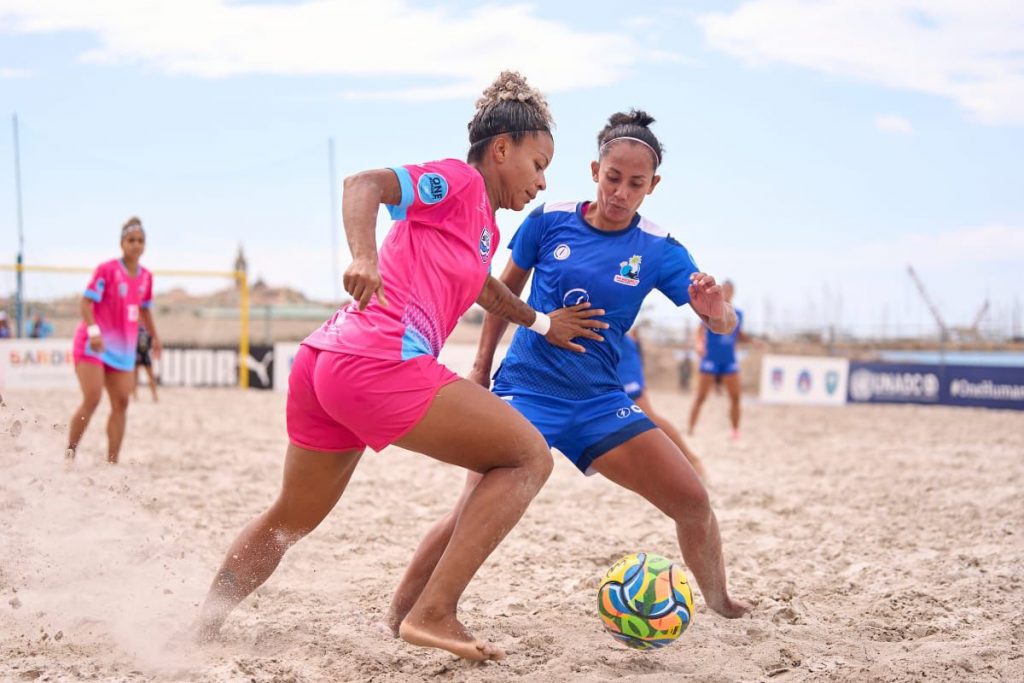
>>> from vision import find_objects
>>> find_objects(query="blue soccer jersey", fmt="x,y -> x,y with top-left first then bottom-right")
493,201 -> 700,400
703,308 -> 743,364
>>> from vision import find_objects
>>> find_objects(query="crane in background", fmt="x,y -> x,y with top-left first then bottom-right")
907,265 -> 990,344
906,265 -> 949,342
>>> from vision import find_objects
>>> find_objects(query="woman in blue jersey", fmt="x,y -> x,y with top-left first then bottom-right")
618,327 -> 706,479
386,110 -> 750,630
688,280 -> 751,440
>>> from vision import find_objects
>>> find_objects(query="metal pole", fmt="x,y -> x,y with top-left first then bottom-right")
13,114 -> 25,338
328,137 -> 340,301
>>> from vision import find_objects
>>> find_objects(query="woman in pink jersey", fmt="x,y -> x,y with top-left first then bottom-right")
67,216 -> 161,464
196,72 -> 607,661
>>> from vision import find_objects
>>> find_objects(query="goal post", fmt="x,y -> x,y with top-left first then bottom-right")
0,262 -> 251,389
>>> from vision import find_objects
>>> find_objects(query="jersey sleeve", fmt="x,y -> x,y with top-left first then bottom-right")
83,263 -> 108,303
657,236 -> 700,306
507,204 -> 547,271
384,159 -> 474,227
141,270 -> 154,309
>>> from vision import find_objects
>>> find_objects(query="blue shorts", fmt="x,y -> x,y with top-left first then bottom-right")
700,358 -> 738,375
492,385 -> 657,474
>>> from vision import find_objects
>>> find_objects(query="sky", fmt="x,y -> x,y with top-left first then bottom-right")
0,0 -> 1022,339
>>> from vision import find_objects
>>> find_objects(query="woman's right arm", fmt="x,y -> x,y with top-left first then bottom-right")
470,260 -> 607,387
341,170 -> 403,309
469,263 -> 532,386
80,297 -> 103,352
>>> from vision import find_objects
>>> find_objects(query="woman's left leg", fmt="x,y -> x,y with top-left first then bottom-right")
104,370 -> 136,463
590,428 -> 750,618
634,393 -> 706,479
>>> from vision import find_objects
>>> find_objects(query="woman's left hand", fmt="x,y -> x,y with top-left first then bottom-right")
151,336 -> 163,360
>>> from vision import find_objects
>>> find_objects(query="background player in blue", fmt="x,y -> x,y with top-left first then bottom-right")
386,110 -> 750,630
618,328 -> 707,479
688,280 -> 754,440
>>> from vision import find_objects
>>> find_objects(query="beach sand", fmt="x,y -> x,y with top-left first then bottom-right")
1,347 -> 1022,682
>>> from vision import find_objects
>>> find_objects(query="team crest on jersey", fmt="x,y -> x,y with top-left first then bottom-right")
614,254 -> 642,286
553,243 -> 571,260
479,226 -> 492,263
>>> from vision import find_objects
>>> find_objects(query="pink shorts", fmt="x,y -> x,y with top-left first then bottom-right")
286,344 -> 460,453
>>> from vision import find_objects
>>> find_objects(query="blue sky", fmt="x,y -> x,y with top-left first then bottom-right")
0,0 -> 1022,338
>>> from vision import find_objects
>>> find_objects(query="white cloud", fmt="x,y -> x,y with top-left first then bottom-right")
0,66 -> 31,78
698,0 -> 1024,125
875,114 -> 914,134
0,0 -> 669,99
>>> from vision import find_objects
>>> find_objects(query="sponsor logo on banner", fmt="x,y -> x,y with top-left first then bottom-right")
847,361 -> 1024,411
825,370 -> 840,395
848,367 -> 940,402
797,370 -> 812,393
759,355 -> 849,406
0,339 -> 77,389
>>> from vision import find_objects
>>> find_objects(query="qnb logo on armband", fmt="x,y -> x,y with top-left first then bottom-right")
417,173 -> 448,204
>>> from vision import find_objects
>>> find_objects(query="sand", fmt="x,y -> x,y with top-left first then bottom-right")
1,346 -> 1022,682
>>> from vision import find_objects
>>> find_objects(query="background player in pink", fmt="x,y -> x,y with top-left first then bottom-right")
67,216 -> 161,464
196,72 -> 608,662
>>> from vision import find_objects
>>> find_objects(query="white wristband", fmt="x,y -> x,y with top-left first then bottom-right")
528,311 -> 551,336
87,324 -> 101,338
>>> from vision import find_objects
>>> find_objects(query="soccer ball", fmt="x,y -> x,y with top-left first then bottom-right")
597,552 -> 694,650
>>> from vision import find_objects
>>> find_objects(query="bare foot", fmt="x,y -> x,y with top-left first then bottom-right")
706,595 -> 753,619
399,608 -> 505,661
385,605 -> 406,638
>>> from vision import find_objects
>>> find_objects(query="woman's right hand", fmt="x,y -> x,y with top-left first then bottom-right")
89,336 -> 105,354
544,303 -> 609,353
343,257 -> 389,310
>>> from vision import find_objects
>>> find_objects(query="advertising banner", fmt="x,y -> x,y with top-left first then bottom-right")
848,361 -> 1024,411
759,355 -> 849,406
0,340 -> 275,390
156,345 -> 275,389
272,342 -> 301,393
0,339 -> 77,390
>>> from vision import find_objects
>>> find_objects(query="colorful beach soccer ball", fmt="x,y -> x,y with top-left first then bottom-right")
597,552 -> 694,650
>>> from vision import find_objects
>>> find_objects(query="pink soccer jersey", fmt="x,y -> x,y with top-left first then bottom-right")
74,259 -> 153,371
304,158 -> 498,361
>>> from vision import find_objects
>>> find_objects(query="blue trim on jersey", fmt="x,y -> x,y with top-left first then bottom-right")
578,417 -> 657,473
400,325 -> 433,360
386,166 -> 415,220
84,289 -> 102,303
